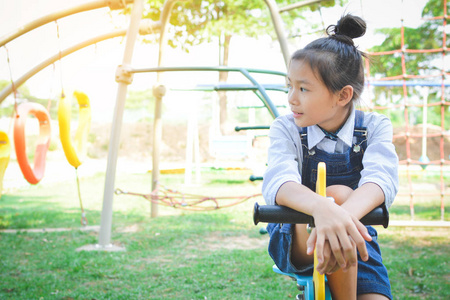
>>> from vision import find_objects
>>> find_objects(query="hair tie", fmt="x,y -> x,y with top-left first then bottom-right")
329,34 -> 354,46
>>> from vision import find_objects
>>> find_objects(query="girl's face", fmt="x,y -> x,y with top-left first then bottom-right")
287,59 -> 349,132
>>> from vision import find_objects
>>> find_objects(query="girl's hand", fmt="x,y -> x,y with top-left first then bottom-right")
307,229 -> 357,274
307,200 -> 372,274
307,229 -> 341,274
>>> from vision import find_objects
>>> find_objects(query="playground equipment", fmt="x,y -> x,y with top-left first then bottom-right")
253,162 -> 389,300
115,183 -> 261,211
13,102 -> 51,185
58,91 -> 91,168
0,0 -> 180,249
364,0 -> 449,221
58,90 -> 92,226
0,0 -> 447,255
113,66 -> 286,212
0,131 -> 10,198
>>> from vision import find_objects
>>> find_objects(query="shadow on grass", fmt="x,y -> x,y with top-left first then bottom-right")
0,192 -> 240,234
0,194 -> 101,229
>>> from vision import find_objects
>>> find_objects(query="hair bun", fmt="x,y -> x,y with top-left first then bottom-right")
328,14 -> 366,39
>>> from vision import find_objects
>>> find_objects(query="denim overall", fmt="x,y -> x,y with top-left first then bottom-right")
267,111 -> 392,299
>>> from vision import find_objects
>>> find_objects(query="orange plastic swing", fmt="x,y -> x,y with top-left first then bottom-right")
14,102 -> 51,184
0,131 -> 11,198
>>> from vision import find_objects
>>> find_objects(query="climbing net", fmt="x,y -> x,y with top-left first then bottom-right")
364,0 -> 449,221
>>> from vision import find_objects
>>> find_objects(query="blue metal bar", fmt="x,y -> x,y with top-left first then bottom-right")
130,66 -> 286,118
171,83 -> 288,93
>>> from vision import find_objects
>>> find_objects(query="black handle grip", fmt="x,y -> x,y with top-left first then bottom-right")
253,203 -> 389,228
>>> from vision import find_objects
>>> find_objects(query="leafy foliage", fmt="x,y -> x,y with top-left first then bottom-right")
142,0 -> 338,51
367,0 -> 449,127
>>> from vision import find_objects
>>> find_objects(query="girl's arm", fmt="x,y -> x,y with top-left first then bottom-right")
318,184 -> 384,274
340,183 -> 385,219
276,181 -> 372,273
327,183 -> 384,218
359,113 -> 399,208
326,185 -> 353,205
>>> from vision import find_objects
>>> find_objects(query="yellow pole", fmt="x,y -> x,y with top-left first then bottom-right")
313,162 -> 326,300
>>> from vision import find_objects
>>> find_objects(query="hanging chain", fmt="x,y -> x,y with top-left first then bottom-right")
55,20 -> 65,99
75,168 -> 88,226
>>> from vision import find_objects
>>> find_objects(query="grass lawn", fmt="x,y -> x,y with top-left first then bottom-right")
0,168 -> 449,299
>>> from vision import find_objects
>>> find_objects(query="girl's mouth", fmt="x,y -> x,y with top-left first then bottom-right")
292,112 -> 303,118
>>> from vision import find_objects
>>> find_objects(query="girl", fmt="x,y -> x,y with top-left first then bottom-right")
262,14 -> 399,300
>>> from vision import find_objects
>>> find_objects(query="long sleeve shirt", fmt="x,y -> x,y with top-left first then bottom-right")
262,106 -> 399,208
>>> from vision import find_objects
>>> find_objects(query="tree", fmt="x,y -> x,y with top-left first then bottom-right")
367,0 -> 449,126
141,0 -> 337,133
0,80 -> 54,118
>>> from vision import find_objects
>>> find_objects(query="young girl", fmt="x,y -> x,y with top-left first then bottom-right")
262,14 -> 399,300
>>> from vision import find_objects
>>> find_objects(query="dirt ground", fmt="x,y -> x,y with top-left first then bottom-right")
393,124 -> 450,162
88,122 -> 213,163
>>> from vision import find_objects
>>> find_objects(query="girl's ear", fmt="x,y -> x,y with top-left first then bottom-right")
338,85 -> 354,107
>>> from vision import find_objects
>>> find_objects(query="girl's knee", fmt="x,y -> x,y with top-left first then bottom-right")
326,185 -> 353,205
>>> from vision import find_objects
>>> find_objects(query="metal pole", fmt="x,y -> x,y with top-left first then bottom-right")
0,21 -> 160,104
0,0 -> 133,47
419,87 -> 430,169
263,0 -> 290,68
130,66 -> 284,118
278,0 -> 322,13
0,31 -> 125,104
151,0 -> 183,217
97,0 -> 144,248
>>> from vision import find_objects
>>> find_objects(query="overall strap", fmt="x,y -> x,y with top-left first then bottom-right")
353,110 -> 368,153
300,126 -> 308,148
299,110 -> 368,152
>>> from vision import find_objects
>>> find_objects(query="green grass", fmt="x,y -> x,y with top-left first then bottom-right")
0,169 -> 449,299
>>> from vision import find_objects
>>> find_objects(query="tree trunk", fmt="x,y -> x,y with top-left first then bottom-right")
218,34 -> 231,135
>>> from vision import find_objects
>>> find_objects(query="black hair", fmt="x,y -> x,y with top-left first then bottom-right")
290,14 -> 368,102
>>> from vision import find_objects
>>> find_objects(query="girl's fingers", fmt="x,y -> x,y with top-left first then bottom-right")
306,228 -> 317,255
341,235 -> 358,271
315,233 -> 326,267
321,242 -> 338,274
356,218 -> 373,241
337,231 -> 358,267
348,217 -> 370,261
325,234 -> 346,271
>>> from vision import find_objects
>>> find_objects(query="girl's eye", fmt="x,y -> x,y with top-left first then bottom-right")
286,83 -> 292,89
300,87 -> 307,92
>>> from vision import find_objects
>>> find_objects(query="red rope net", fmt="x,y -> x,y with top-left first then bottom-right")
364,0 -> 449,221
115,185 -> 261,211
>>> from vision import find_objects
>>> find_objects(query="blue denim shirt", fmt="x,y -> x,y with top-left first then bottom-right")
262,105 -> 399,208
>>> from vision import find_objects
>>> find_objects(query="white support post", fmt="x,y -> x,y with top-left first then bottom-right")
151,0 -> 182,217
185,96 -> 201,185
95,0 -> 144,250
263,0 -> 290,68
419,87 -> 430,169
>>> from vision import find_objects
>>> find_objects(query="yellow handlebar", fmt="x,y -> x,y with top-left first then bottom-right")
313,162 -> 326,300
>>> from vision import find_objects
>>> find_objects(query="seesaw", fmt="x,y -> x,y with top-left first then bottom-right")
253,162 -> 389,300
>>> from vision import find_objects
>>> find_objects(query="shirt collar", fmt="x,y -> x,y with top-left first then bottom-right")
307,105 -> 356,149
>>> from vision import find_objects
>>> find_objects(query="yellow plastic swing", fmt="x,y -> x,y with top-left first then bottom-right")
58,91 -> 91,168
0,131 -> 10,199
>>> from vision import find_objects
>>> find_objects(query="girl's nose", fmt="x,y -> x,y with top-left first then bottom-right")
288,90 -> 299,105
